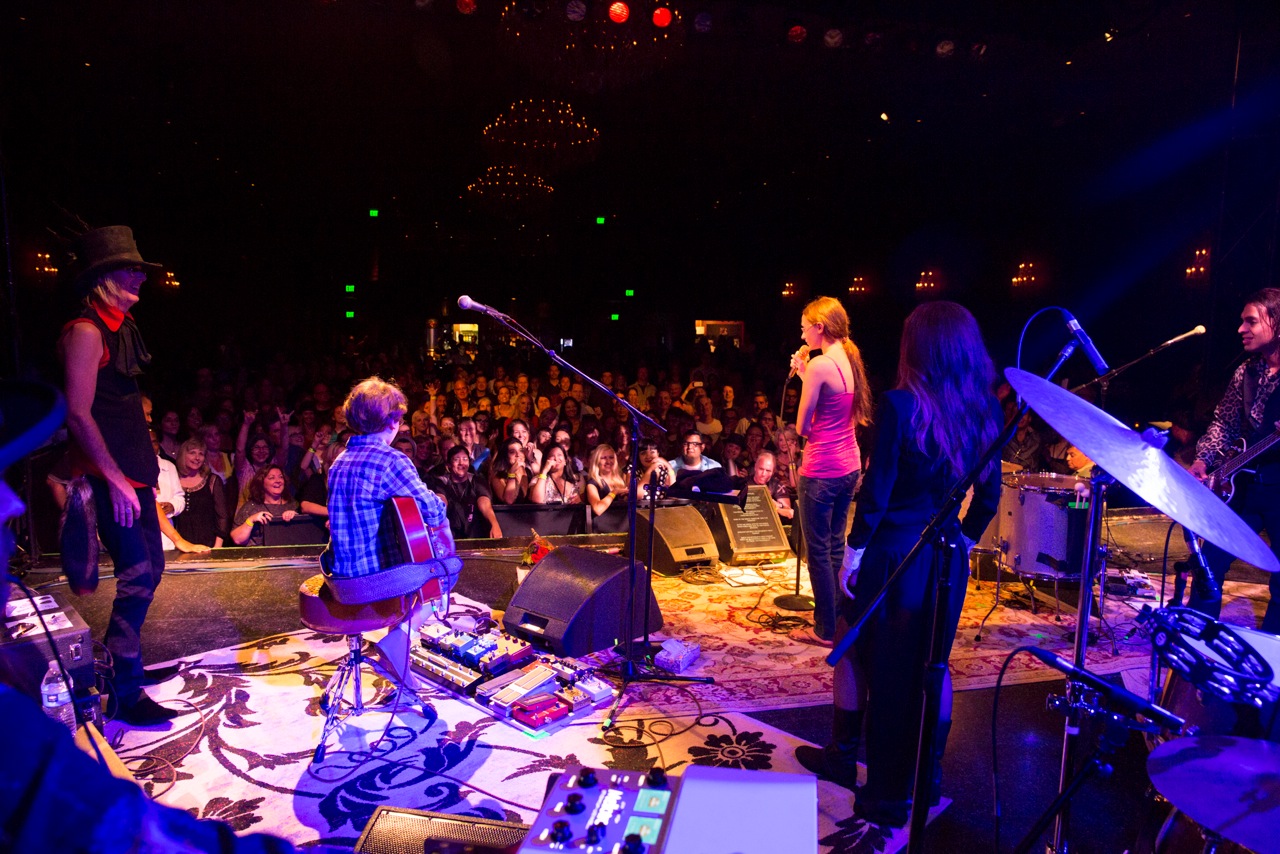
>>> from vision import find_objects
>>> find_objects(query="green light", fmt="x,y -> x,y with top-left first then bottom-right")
345,310 -> 355,319
624,289 -> 635,297
610,313 -> 620,321
596,216 -> 606,225
345,284 -> 355,293
369,209 -> 379,217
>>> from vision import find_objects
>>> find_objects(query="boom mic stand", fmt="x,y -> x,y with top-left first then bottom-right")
828,339 -> 1081,853
453,299 -> 711,731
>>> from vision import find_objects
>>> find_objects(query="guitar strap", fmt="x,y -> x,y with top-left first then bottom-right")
1243,365 -> 1258,434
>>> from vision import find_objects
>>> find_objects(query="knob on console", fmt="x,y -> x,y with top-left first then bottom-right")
565,793 -> 585,815
586,823 -> 606,845
645,766 -> 667,788
623,832 -> 646,854
550,819 -> 572,843
578,768 -> 598,788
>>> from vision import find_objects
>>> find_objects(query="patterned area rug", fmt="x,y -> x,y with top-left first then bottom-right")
586,566 -> 1203,715
110,605 -> 946,853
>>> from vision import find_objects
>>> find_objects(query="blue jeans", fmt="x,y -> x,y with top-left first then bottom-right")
90,478 -> 165,705
798,471 -> 860,640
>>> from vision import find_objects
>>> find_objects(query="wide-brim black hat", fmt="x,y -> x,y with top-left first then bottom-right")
0,381 -> 66,473
68,225 -> 163,295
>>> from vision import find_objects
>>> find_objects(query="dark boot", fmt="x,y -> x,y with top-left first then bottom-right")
795,708 -> 863,791
929,718 -> 952,807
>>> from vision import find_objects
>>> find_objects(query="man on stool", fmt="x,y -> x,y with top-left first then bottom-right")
325,377 -> 455,676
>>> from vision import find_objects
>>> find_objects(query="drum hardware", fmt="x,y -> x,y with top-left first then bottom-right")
1012,664 -> 1184,854
1004,366 -> 1280,853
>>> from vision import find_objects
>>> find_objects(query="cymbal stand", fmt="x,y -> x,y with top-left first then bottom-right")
1051,469 -> 1110,853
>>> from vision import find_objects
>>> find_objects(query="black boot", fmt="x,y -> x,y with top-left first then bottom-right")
795,708 -> 863,791
929,718 -> 952,807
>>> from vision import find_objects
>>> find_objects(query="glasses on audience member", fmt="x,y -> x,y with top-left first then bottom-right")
684,441 -> 702,447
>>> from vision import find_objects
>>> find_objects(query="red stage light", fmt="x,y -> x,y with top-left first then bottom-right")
608,2 -> 629,23
457,0 -> 476,13
652,7 -> 672,27
787,25 -> 807,43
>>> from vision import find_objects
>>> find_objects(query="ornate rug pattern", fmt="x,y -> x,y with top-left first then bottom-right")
112,622 -> 945,853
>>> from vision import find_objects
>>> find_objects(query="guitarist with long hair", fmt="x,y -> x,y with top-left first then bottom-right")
1189,288 -> 1280,634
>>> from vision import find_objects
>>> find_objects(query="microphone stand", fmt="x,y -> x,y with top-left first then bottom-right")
1070,330 -> 1200,412
456,304 -> 711,730
827,340 -> 1080,854
774,374 -> 814,611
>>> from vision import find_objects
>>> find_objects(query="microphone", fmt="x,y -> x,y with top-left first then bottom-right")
457,295 -> 505,317
1063,311 -> 1109,374
1023,646 -> 1185,732
1160,325 -> 1206,348
788,348 -> 811,381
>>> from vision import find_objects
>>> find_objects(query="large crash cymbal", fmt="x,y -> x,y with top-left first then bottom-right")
1148,735 -> 1280,853
1005,368 -> 1279,573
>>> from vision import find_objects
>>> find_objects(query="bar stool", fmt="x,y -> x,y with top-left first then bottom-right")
299,569 -> 444,763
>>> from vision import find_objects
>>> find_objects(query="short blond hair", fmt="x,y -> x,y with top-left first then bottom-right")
342,377 -> 407,435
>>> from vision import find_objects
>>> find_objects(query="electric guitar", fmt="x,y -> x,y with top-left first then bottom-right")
1206,425 -> 1280,503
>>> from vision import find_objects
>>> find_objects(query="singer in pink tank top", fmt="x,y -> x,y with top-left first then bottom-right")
789,296 -> 871,646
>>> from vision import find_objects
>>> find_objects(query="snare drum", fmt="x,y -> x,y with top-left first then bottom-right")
996,472 -> 1088,579
1158,623 -> 1280,742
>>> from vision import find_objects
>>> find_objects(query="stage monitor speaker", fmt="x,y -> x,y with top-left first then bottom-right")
631,505 -> 718,577
502,546 -> 663,657
702,485 -> 794,565
355,805 -> 528,854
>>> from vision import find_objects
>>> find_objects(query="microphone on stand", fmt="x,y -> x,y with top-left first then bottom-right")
1160,325 -> 1206,348
1062,311 -> 1109,374
457,295 -> 507,318
1023,646 -> 1185,732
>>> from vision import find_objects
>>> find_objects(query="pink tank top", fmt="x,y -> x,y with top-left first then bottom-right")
799,360 -> 861,478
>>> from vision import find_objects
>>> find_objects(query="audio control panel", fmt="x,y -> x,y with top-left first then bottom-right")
518,765 -> 679,853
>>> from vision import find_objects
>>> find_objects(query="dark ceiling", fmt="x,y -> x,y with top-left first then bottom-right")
3,0 -> 1280,405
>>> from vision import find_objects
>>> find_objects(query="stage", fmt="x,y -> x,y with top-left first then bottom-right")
22,510 -> 1275,853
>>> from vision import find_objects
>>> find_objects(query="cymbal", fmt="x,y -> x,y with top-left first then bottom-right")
1148,735 -> 1280,853
1005,368 -> 1279,573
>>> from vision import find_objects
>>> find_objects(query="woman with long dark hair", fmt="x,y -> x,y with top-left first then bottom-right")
789,296 -> 872,646
796,301 -> 1000,828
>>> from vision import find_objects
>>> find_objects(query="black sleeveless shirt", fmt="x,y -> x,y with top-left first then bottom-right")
70,306 -> 159,487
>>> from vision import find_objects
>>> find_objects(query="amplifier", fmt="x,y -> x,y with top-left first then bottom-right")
0,587 -> 96,701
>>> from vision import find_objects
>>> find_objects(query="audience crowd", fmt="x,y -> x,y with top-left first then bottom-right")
47,347 -> 806,545
43,344 -> 1189,548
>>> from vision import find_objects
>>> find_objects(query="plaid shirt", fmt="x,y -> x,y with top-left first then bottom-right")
327,434 -> 447,579
1196,357 -> 1280,465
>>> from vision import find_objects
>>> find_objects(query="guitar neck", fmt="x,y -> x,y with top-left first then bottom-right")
1220,428 -> 1280,476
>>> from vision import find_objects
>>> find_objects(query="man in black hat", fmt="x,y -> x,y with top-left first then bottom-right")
58,226 -> 185,725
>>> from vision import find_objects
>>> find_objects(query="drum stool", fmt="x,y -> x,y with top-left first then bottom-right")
299,574 -> 429,763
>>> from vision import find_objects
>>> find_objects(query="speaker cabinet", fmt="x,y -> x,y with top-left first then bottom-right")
355,805 -> 528,853
632,505 -> 718,577
502,546 -> 663,657
701,485 -> 794,565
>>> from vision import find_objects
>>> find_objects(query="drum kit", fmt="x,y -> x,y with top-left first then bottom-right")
1004,368 -> 1280,854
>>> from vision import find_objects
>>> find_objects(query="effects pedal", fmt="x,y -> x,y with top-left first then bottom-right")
518,765 -> 679,853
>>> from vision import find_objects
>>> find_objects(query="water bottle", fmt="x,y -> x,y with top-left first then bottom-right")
41,661 -> 76,733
